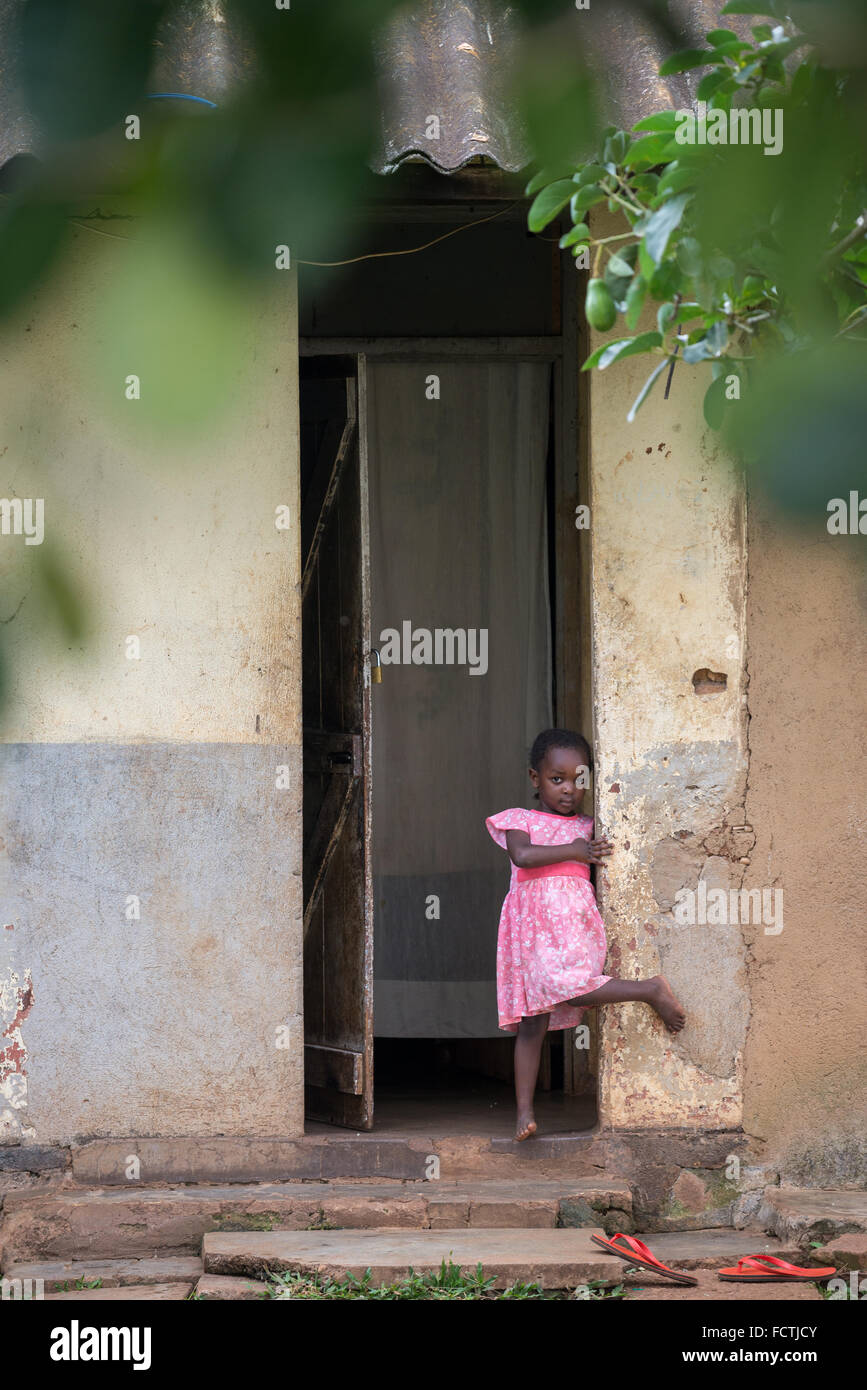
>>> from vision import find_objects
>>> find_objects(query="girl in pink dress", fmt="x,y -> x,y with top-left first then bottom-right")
487,728 -> 686,1141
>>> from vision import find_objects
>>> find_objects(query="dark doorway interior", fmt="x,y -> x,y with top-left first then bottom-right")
299,174 -> 594,1132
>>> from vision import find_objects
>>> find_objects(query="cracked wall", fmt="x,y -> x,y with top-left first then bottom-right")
587,213 -> 750,1127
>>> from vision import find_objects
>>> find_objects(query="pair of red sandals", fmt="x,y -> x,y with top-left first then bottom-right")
592,1232 -> 838,1286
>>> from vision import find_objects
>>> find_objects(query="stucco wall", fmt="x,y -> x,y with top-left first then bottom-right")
0,216 -> 304,1143
587,210 -> 750,1128
742,496 -> 867,1182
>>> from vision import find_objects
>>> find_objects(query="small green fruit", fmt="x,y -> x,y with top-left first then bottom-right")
585,278 -> 617,332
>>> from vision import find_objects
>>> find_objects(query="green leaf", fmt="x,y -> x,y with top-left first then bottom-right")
707,29 -> 739,46
574,164 -> 606,186
677,236 -> 704,277
559,223 -> 591,248
632,112 -> 678,134
643,192 -> 691,265
0,196 -> 69,317
703,373 -> 730,430
582,336 -> 632,371
623,133 -> 676,169
674,303 -> 706,323
33,544 -> 87,642
528,180 -> 575,232
697,69 -> 732,101
603,131 -> 629,164
733,60 -> 762,84
525,165 -> 578,196
657,301 -> 677,335
571,184 -> 607,217
607,253 -> 634,278
658,49 -> 717,76
655,165 -> 697,200
682,320 -> 728,363
625,274 -> 648,331
627,358 -> 669,422
638,237 -> 656,283
740,274 -> 766,303
711,40 -> 752,58
790,60 -> 814,105
631,173 -> 660,200
582,331 -> 663,372
649,260 -> 683,300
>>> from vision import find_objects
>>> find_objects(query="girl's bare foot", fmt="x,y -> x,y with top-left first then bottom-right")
515,1112 -> 537,1141
647,975 -> 686,1032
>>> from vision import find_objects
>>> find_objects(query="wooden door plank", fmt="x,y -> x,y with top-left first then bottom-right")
303,770 -> 358,938
301,380 -> 357,600
304,1043 -> 363,1095
356,353 -> 374,1129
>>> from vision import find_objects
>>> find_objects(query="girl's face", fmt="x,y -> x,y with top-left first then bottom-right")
530,746 -> 590,815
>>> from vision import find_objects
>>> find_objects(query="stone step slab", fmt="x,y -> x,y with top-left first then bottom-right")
44,1283 -> 193,1301
2,1255 -> 202,1293
202,1225 -> 615,1290
757,1188 -> 867,1247
193,1273 -> 271,1301
71,1134 -> 608,1185
0,1178 -> 632,1263
626,1227 -> 800,1270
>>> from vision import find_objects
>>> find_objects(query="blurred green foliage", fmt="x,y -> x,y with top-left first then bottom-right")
527,1 -> 867,526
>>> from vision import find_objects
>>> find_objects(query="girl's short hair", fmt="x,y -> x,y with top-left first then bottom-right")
529,728 -> 592,773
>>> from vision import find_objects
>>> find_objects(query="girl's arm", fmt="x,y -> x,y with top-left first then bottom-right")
505,829 -> 613,868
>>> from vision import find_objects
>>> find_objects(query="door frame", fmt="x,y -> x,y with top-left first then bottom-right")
299,216 -> 593,1101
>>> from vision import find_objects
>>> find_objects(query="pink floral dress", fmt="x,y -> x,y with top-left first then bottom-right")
486,807 -> 612,1033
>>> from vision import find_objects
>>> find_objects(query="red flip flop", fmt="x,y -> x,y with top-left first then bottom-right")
591,1232 -> 698,1286
718,1254 -> 838,1283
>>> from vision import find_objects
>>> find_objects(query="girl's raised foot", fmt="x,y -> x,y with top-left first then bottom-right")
515,1112 -> 537,1142
648,975 -> 686,1032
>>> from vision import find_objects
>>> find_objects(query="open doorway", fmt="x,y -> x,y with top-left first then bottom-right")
299,174 -> 594,1133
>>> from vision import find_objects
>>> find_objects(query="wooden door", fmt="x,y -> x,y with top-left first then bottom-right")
301,356 -> 374,1128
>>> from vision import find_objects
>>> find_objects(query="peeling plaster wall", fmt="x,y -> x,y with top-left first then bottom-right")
587,211 -> 749,1128
0,217 -> 303,1142
742,495 -> 867,1183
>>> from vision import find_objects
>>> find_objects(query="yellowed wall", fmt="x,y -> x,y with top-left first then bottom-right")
0,211 -> 304,1142
743,497 -> 867,1181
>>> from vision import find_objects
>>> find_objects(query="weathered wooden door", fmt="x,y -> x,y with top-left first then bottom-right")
301,356 -> 374,1128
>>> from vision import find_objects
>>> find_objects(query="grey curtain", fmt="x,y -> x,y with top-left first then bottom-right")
368,360 -> 553,1036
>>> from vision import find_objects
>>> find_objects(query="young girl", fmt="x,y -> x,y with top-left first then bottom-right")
486,728 -> 686,1141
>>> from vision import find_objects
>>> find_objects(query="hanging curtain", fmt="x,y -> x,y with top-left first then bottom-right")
368,359 -> 553,1037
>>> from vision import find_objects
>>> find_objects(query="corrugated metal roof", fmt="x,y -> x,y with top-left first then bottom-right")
0,0 -> 746,176
370,0 -> 749,174
372,0 -> 530,174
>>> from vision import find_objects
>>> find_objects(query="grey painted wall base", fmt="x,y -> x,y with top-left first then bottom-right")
0,743 -> 303,1143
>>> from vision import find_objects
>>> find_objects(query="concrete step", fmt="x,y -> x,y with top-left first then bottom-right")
45,1282 -> 193,1301
196,1225 -> 805,1297
758,1187 -> 867,1247
2,1255 -> 202,1293
71,1134 -> 609,1185
202,1225 -> 615,1290
631,1227 -> 799,1269
0,1178 -> 633,1264
194,1273 -> 271,1301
